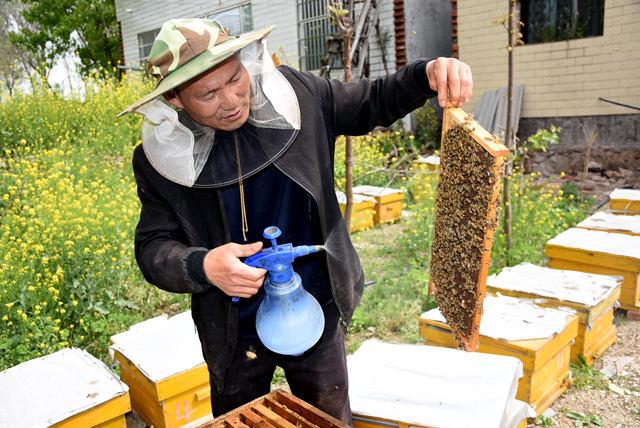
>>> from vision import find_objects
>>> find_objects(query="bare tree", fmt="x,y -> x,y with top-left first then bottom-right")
329,0 -> 356,231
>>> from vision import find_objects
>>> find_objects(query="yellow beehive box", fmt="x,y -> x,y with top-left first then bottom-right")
412,154 -> 440,172
0,348 -> 130,427
352,185 -> 405,224
545,228 -> 640,311
109,311 -> 213,428
576,211 -> 640,237
487,263 -> 622,365
419,295 -> 578,416
609,188 -> 640,215
348,339 -> 532,428
336,190 -> 376,232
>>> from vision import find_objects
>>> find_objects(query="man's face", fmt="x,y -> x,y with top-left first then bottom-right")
165,55 -> 251,131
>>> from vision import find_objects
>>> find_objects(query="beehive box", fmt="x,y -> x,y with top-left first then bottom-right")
348,339 -> 533,428
352,185 -> 405,224
487,263 -> 622,365
200,389 -> 348,428
545,228 -> 640,311
0,348 -> 130,427
336,190 -> 376,232
429,107 -> 509,350
109,311 -> 212,428
576,211 -> 640,237
419,295 -> 578,415
609,188 -> 640,215
412,154 -> 440,172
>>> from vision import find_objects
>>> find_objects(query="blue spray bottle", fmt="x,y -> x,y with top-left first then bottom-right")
241,226 -> 325,356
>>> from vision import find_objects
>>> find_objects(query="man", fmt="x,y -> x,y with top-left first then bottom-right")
120,19 -> 472,423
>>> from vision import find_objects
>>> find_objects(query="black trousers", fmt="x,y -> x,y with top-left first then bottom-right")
209,321 -> 352,425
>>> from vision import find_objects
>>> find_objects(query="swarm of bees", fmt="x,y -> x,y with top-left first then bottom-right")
430,123 -> 500,349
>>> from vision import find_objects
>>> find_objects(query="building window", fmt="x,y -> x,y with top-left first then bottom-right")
138,28 -> 160,62
208,4 -> 253,36
297,0 -> 336,71
521,0 -> 604,44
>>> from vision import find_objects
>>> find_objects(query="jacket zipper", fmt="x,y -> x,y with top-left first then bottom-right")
272,161 -> 349,335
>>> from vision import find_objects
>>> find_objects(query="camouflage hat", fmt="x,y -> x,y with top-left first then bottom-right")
118,19 -> 274,117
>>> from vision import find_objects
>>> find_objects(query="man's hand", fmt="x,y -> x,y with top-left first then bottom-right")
203,242 -> 267,298
426,57 -> 473,108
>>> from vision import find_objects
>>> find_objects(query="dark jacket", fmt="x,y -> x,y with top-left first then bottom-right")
132,60 -> 435,392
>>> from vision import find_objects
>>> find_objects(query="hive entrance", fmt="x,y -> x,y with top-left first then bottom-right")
429,108 -> 509,351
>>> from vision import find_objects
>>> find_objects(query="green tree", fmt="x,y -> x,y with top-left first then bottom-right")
9,0 -> 121,78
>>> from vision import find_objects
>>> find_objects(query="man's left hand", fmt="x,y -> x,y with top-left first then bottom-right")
426,57 -> 473,109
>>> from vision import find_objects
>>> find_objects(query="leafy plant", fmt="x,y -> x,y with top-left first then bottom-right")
534,414 -> 553,427
516,125 -> 561,171
570,355 -> 608,390
565,410 -> 603,427
412,101 -> 440,150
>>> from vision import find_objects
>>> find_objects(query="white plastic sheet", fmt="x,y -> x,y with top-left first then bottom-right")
488,262 -> 621,307
109,310 -> 205,382
348,339 -> 524,428
352,185 -> 405,197
422,295 -> 576,341
610,188 -> 640,202
0,348 -> 128,428
577,211 -> 640,234
547,228 -> 640,260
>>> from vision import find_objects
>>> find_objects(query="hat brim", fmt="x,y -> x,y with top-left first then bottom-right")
117,25 -> 275,117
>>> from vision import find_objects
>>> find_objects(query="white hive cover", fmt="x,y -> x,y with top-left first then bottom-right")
348,339 -> 524,428
577,211 -> 640,234
335,190 -> 375,205
0,348 -> 128,428
422,295 -> 576,341
487,262 -> 622,307
610,188 -> 640,201
415,155 -> 440,166
352,185 -> 405,197
109,310 -> 205,382
547,228 -> 640,260
506,400 -> 536,428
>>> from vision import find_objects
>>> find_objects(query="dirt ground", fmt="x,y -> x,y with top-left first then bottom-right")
539,314 -> 640,428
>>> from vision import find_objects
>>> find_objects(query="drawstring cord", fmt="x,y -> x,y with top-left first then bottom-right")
233,132 -> 249,242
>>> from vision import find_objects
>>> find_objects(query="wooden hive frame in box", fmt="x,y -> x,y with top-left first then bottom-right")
200,389 -> 348,428
429,107 -> 509,351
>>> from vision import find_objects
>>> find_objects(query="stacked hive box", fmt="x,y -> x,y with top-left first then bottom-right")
352,185 -> 405,225
0,348 -> 131,427
413,154 -> 440,171
545,228 -> 640,311
419,295 -> 578,415
487,263 -> 622,365
348,339 -> 534,428
109,311 -> 213,428
201,389 -> 348,428
336,190 -> 376,232
609,188 -> 640,215
576,211 -> 640,237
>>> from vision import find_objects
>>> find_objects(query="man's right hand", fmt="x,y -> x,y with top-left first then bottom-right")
203,242 -> 267,298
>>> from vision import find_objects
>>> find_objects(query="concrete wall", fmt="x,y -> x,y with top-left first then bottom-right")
458,0 -> 640,119
404,0 -> 452,61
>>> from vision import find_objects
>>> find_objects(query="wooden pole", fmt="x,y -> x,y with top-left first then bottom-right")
503,0 -> 515,260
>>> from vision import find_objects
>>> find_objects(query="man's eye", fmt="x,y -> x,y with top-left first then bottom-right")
201,92 -> 216,100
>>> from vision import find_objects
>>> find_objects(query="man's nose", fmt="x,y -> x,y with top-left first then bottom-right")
217,88 -> 238,110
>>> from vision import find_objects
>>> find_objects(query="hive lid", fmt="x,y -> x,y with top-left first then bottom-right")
422,295 -> 576,341
546,228 -> 640,260
610,188 -> 640,201
335,190 -> 375,204
506,400 -> 536,428
348,339 -> 523,428
0,348 -> 129,427
487,262 -> 622,307
415,155 -> 440,166
352,185 -> 405,197
577,211 -> 640,234
109,310 -> 205,382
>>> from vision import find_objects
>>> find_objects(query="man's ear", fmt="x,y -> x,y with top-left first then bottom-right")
163,90 -> 184,109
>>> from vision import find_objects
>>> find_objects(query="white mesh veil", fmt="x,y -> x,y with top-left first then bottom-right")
136,38 -> 301,188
